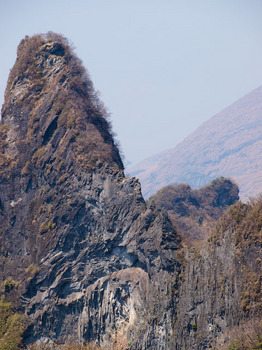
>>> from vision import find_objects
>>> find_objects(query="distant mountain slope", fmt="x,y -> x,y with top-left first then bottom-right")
128,86 -> 262,200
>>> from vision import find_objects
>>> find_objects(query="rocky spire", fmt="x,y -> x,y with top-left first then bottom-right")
1,32 -> 123,178
0,33 -> 181,348
0,33 -> 260,350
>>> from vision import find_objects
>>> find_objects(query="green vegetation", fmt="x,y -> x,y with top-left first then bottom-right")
1,279 -> 19,293
25,264 -> 40,277
190,323 -> 197,332
0,295 -> 24,350
39,221 -> 56,235
47,221 -> 56,230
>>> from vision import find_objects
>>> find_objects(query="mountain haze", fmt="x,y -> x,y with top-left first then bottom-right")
129,86 -> 262,200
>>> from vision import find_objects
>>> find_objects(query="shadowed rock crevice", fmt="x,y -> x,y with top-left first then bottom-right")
42,116 -> 58,145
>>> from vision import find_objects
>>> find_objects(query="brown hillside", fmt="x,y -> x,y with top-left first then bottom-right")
128,86 -> 262,200
149,177 -> 239,247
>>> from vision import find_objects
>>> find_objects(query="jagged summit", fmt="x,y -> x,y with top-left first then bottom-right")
0,34 -> 260,350
0,33 -> 128,302
1,32 -> 123,178
0,33 -> 182,348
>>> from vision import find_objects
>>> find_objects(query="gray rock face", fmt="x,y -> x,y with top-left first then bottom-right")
0,33 -> 181,349
0,33 -> 261,350
22,171 -> 181,348
174,200 -> 262,349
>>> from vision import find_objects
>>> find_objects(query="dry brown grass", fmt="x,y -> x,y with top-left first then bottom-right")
212,318 -> 262,350
150,177 -> 239,246
213,196 -> 262,248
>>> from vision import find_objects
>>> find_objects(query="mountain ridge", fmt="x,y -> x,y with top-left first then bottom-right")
128,85 -> 262,200
0,33 -> 182,349
0,34 -> 261,350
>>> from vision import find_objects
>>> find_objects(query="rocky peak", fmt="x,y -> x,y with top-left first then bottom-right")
0,33 -> 182,348
0,34 -> 261,350
1,33 -> 123,178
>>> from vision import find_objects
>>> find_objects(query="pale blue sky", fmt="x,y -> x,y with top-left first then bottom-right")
1,0 -> 262,166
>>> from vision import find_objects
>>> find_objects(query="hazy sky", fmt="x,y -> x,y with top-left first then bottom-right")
1,1 -> 262,166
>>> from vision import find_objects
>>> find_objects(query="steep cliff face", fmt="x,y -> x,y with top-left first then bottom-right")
0,34 -> 261,350
0,33 -> 181,349
175,200 -> 262,349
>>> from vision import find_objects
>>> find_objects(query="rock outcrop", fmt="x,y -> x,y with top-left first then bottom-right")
0,33 -> 261,350
175,200 -> 262,349
149,177 -> 239,245
0,33 -> 181,349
